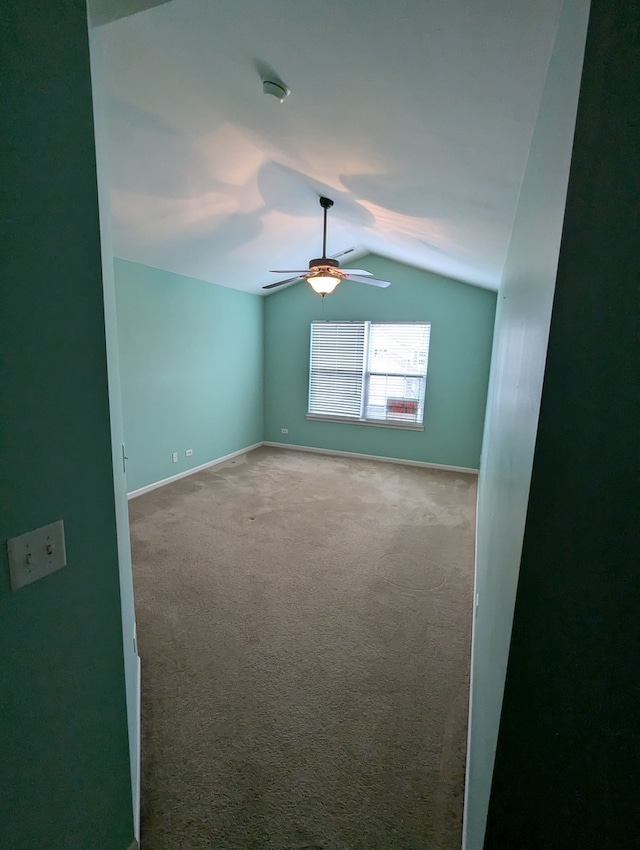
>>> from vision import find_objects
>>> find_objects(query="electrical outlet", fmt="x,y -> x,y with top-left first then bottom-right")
172,452 -> 178,463
281,428 -> 288,434
185,449 -> 193,457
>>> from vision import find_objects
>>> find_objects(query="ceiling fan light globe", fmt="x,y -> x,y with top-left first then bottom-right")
308,274 -> 340,295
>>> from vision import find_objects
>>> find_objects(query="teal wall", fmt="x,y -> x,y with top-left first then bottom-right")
114,259 -> 264,493
0,3 -> 134,849
486,0 -> 638,846
264,256 -> 496,469
464,0 -> 590,847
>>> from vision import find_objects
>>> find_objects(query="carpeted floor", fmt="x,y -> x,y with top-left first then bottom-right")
129,447 -> 477,849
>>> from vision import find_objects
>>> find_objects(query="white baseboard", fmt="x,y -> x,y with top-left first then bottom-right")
128,440 -> 477,499
127,442 -> 263,499
263,441 -> 479,474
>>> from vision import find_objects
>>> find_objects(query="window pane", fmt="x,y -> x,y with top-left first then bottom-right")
365,323 -> 430,425
368,323 -> 430,376
365,375 -> 425,423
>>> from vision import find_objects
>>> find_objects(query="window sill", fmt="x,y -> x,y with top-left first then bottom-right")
306,414 -> 424,432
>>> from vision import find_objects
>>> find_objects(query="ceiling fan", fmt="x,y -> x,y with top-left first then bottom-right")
263,196 -> 391,295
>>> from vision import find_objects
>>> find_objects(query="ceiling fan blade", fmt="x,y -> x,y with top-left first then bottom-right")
262,275 -> 304,290
339,268 -> 372,276
344,275 -> 391,288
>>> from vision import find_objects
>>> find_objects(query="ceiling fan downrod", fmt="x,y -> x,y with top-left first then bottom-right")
319,196 -> 333,261
310,196 -> 339,271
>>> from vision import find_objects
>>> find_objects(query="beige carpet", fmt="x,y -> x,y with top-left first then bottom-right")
129,446 -> 476,849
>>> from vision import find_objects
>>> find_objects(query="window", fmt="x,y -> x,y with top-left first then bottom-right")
308,321 -> 431,428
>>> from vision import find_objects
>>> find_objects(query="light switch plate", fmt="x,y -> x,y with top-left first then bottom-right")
7,520 -> 66,591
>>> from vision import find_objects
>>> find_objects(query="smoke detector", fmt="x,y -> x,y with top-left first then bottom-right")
262,79 -> 290,102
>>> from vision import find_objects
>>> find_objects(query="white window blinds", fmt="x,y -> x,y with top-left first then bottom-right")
308,321 -> 431,427
308,322 -> 365,418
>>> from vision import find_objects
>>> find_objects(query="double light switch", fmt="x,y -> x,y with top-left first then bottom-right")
7,520 -> 67,591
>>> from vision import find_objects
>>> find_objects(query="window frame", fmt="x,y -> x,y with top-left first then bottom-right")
307,320 -> 431,431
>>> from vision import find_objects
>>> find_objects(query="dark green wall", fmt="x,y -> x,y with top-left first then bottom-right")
0,3 -> 133,848
485,2 -> 639,846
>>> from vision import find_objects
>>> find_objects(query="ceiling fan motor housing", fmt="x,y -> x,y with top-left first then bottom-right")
309,257 -> 339,270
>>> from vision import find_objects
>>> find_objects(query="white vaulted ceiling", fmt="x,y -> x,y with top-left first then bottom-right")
91,0 -> 564,294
